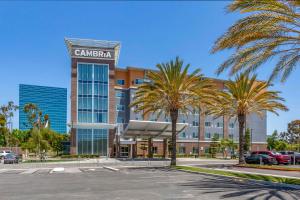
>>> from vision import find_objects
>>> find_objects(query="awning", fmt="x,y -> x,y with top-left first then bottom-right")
123,120 -> 188,139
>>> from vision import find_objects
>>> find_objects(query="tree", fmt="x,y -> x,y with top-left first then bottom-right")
130,57 -> 203,166
287,120 -> 300,151
244,128 -> 251,152
209,134 -> 220,158
212,0 -> 300,82
228,139 -> 238,158
0,101 -> 18,146
274,140 -> 288,151
267,130 -> 278,150
209,73 -> 288,164
220,138 -> 238,159
0,101 -> 18,131
278,131 -> 293,143
23,103 -> 48,129
220,138 -> 229,158
0,114 -> 7,146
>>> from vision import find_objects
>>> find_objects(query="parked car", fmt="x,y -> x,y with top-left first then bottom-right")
279,151 -> 300,164
3,154 -> 19,164
251,151 -> 291,165
245,154 -> 277,165
0,150 -> 13,159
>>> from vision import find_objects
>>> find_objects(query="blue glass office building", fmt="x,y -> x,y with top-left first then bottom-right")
19,84 -> 67,133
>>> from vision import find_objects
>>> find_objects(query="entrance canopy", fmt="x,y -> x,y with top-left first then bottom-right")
123,120 -> 188,139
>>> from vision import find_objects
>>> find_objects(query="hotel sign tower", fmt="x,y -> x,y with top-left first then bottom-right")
65,38 -> 121,156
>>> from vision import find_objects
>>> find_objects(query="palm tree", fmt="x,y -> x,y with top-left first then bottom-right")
130,57 -> 203,166
209,73 -> 288,164
212,0 -> 300,82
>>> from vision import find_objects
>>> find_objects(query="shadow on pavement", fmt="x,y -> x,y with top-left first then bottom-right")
180,175 -> 300,200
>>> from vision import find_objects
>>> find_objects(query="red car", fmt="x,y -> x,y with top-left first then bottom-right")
251,151 -> 291,165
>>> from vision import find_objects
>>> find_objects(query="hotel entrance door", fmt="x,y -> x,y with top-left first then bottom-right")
120,145 -> 129,157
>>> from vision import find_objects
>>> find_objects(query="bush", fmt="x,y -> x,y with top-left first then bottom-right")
60,154 -> 100,159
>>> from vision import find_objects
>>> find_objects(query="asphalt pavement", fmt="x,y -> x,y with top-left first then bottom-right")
0,167 -> 299,200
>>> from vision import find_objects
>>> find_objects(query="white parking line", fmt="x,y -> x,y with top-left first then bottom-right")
50,167 -> 65,173
103,166 -> 119,171
0,169 -> 9,174
64,168 -> 81,173
20,169 -> 39,174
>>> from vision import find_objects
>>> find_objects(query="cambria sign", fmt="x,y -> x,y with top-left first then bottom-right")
72,47 -> 115,60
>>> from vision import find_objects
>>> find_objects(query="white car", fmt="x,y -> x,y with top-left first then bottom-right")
0,150 -> 13,158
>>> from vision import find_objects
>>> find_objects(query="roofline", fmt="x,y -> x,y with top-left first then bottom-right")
116,66 -> 227,83
19,84 -> 67,90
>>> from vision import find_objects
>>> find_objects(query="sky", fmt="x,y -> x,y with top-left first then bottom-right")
0,1 -> 299,135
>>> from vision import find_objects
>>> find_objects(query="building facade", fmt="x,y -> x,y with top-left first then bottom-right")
19,84 -> 67,134
66,38 -> 267,157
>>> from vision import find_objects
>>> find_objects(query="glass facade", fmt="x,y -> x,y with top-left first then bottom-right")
77,63 -> 109,155
77,129 -> 108,155
19,84 -> 67,134
77,63 -> 108,123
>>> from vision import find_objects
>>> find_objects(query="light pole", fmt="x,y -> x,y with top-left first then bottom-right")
250,128 -> 253,151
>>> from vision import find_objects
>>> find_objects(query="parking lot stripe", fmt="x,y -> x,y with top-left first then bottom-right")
20,169 -> 39,174
64,168 -> 82,173
0,169 -> 9,174
50,167 -> 65,173
103,166 -> 119,171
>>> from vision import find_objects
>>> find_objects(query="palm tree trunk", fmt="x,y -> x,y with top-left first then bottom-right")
238,114 -> 246,164
170,109 -> 178,166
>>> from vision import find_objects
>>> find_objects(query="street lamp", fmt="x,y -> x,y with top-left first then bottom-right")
250,128 -> 253,151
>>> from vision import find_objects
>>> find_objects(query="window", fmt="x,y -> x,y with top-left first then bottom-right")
179,132 -> 186,138
179,146 -> 186,154
77,63 -> 108,124
205,132 -> 211,139
193,109 -> 199,114
117,116 -> 124,123
117,79 -> 125,85
192,147 -> 199,154
77,129 -> 107,156
152,146 -> 158,154
135,79 -> 144,85
192,121 -> 199,126
217,122 -> 223,128
116,104 -> 125,111
115,90 -> 125,98
229,134 -> 233,139
192,132 -> 198,138
204,147 -> 210,154
205,122 -> 211,127
229,123 -> 234,128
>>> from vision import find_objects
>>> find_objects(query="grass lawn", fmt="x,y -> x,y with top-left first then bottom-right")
236,164 -> 300,172
174,165 -> 300,185
22,159 -> 77,163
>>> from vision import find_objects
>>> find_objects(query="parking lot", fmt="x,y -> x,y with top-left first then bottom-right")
0,167 -> 299,200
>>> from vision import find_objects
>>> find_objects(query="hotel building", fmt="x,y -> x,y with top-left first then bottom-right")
65,38 -> 267,157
